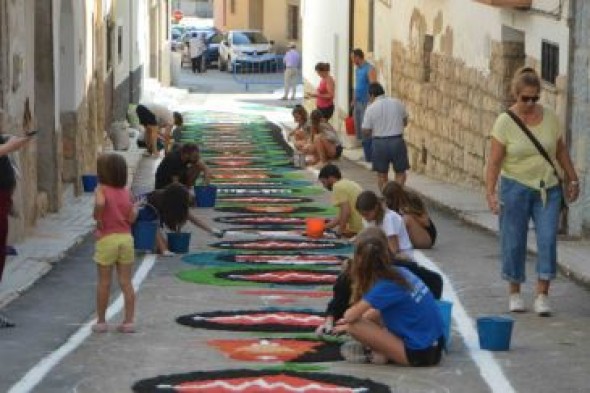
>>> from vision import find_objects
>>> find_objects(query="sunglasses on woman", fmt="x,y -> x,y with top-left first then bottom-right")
520,95 -> 539,103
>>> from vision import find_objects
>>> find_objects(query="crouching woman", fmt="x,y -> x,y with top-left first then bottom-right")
333,227 -> 444,366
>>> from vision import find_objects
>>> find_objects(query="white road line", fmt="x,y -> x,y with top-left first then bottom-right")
413,251 -> 516,393
7,254 -> 157,393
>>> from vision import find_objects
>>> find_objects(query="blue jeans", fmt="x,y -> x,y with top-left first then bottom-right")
353,101 -> 368,141
499,177 -> 562,283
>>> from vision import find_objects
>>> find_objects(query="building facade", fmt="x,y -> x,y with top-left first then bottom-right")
302,0 -> 590,235
172,0 -> 213,18
213,0 -> 301,52
0,0 -> 170,242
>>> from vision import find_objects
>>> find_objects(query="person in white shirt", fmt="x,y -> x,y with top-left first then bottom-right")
362,82 -> 410,189
281,43 -> 301,100
355,190 -> 414,260
189,32 -> 205,73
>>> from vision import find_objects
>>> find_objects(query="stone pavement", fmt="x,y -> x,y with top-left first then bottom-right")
342,147 -> 590,287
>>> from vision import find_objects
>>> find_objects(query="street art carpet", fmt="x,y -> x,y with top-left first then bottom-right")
132,369 -> 392,393
207,337 -> 343,363
182,251 -> 348,267
133,110 -> 390,391
177,266 -> 339,287
209,239 -> 352,252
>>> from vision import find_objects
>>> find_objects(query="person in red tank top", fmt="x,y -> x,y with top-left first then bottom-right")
306,62 -> 335,120
92,153 -> 138,333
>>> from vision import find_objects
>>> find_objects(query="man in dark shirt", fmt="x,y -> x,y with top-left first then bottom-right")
154,143 -> 211,189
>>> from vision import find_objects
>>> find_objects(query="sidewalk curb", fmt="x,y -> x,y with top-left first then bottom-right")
0,148 -> 145,309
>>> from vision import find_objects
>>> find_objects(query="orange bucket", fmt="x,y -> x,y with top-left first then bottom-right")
306,218 -> 325,238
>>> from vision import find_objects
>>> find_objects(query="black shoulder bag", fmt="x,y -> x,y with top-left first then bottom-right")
505,110 -> 567,210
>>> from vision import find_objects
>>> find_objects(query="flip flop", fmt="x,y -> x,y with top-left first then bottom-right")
91,323 -> 108,333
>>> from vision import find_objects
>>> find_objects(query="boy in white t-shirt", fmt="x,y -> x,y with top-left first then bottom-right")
355,190 -> 413,260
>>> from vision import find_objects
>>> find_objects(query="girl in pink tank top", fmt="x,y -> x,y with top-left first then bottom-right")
306,62 -> 335,120
92,153 -> 138,334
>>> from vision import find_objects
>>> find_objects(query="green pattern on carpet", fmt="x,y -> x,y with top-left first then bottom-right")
177,265 -> 336,288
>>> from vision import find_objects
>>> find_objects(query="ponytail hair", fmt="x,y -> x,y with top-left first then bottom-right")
382,181 -> 425,216
511,66 -> 541,99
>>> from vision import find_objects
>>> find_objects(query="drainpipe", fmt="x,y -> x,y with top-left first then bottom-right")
564,0 -> 577,235
348,0 -> 354,116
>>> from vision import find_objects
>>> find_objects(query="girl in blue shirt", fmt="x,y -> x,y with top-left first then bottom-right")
333,227 -> 444,366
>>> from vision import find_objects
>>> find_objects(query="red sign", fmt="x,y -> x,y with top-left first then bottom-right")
173,10 -> 183,21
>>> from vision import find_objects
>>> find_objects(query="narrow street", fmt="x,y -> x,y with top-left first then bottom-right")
1,68 -> 589,393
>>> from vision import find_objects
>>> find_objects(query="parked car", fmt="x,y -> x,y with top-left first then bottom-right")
171,28 -> 183,51
180,30 -> 223,69
218,30 -> 276,72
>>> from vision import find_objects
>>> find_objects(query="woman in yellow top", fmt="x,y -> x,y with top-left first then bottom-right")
486,67 -> 579,316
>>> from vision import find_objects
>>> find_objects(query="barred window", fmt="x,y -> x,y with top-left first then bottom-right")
541,41 -> 559,85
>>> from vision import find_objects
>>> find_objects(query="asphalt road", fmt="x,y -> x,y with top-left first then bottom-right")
1,69 -> 589,393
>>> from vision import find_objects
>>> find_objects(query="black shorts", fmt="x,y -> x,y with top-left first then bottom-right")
335,145 -> 343,159
318,105 -> 335,120
405,337 -> 444,367
136,105 -> 157,127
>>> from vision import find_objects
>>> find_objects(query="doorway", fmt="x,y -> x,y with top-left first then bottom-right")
249,0 -> 263,30
500,26 -> 525,108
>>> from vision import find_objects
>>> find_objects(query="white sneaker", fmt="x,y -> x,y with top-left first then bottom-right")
534,294 -> 552,317
161,250 -> 176,258
509,293 -> 525,313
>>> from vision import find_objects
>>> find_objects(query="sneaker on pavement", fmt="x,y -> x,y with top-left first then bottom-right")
534,294 -> 552,317
509,293 -> 525,313
340,340 -> 369,363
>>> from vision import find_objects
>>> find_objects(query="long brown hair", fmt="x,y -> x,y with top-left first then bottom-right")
159,183 -> 190,231
350,227 -> 410,303
292,105 -> 308,126
97,153 -> 128,188
355,190 -> 385,224
382,181 -> 425,216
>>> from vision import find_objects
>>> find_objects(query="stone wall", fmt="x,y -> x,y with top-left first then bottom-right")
114,73 -> 131,122
391,40 -> 535,189
112,65 -> 143,124
62,85 -> 100,194
567,0 -> 590,236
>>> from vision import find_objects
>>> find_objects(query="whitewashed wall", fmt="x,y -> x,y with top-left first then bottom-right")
375,0 -> 569,77
301,0 -> 349,127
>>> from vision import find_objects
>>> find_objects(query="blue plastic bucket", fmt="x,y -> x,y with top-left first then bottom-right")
82,175 -> 98,192
194,185 -> 217,208
167,232 -> 191,253
132,221 -> 158,251
362,139 -> 372,162
132,205 -> 159,251
437,300 -> 453,347
477,316 -> 514,351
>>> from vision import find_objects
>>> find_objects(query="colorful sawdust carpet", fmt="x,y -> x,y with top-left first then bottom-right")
177,310 -> 325,332
132,369 -> 392,392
